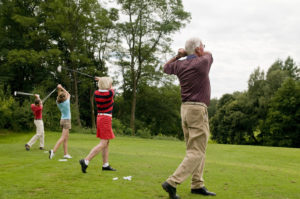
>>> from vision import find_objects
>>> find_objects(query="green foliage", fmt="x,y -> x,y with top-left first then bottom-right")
71,125 -> 96,134
124,127 -> 133,136
1,0 -> 299,148
136,128 -> 152,139
210,92 -> 256,145
114,83 -> 182,139
0,85 -> 34,131
262,78 -> 300,147
152,133 -> 179,141
0,0 -> 189,140
116,0 -> 191,130
211,57 -> 300,147
208,98 -> 218,118
0,85 -> 15,129
0,0 -> 117,128
112,118 -> 126,135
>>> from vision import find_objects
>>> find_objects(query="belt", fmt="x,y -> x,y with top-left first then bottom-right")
182,101 -> 207,108
98,113 -> 112,117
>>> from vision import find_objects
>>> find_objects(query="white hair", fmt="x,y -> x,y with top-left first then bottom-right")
98,77 -> 113,90
185,37 -> 202,55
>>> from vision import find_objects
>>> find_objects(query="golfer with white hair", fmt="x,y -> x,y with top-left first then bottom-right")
25,94 -> 45,151
49,84 -> 72,159
161,37 -> 216,199
79,76 -> 116,173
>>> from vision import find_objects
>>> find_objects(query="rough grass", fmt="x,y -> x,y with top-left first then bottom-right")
0,131 -> 299,199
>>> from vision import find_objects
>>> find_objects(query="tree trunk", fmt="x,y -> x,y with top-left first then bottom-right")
130,79 -> 137,134
90,86 -> 96,129
72,70 -> 82,127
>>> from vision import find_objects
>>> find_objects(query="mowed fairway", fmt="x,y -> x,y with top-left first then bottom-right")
0,131 -> 299,199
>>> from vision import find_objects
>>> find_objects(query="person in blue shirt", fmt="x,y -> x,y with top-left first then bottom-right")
49,84 -> 72,159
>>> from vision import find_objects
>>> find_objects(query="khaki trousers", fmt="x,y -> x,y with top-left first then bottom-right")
167,103 -> 209,189
27,120 -> 44,147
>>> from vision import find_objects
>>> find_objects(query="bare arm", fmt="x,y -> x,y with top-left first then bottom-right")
34,94 -> 43,106
57,84 -> 70,99
34,94 -> 40,100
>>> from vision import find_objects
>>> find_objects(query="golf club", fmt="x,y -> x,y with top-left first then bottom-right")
57,65 -> 94,79
14,91 -> 35,96
42,88 -> 57,103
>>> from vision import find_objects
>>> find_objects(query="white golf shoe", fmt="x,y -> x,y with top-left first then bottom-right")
63,154 -> 72,159
49,150 -> 55,159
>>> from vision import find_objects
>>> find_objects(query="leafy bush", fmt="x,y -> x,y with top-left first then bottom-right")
124,128 -> 133,136
112,118 -> 126,135
0,87 -> 15,129
11,99 -> 33,131
71,126 -> 95,134
152,133 -> 178,141
136,128 -> 152,139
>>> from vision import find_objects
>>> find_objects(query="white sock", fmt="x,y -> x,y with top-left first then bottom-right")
103,162 -> 109,167
84,159 -> 89,165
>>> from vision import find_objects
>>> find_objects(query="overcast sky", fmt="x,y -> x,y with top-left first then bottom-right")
172,0 -> 300,98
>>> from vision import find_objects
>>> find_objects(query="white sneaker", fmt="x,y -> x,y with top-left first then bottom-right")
63,154 -> 72,159
49,150 -> 54,159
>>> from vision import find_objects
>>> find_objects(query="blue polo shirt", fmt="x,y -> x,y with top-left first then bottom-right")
57,99 -> 71,119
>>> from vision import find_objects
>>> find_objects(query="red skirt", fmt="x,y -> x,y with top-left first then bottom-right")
96,115 -> 115,140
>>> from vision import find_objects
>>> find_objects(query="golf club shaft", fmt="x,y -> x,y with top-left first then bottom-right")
42,88 -> 57,103
15,91 -> 35,96
61,66 -> 94,78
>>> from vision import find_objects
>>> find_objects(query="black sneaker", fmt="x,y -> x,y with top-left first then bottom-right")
162,181 -> 180,199
79,159 -> 88,173
102,165 -> 116,171
25,144 -> 30,151
39,147 -> 44,150
191,186 -> 216,196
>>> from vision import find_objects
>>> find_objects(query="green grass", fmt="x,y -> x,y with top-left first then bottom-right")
0,131 -> 299,199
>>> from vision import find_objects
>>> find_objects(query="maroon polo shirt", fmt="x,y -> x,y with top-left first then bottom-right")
164,53 -> 213,106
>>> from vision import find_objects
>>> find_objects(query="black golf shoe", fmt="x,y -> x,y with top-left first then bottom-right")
79,159 -> 88,173
162,181 -> 180,199
191,186 -> 216,196
102,165 -> 116,171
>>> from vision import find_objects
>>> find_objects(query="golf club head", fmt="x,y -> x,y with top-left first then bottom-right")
14,91 -> 35,96
57,65 -> 62,73
57,65 -> 94,79
14,91 -> 17,96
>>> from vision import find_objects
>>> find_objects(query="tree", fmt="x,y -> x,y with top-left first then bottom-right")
210,92 -> 258,145
116,0 -> 190,132
135,83 -> 182,137
41,0 -> 117,126
282,57 -> 300,81
0,0 -> 52,94
208,98 -> 218,118
210,93 -> 235,144
0,0 -> 118,129
262,78 -> 300,147
210,58 -> 299,146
